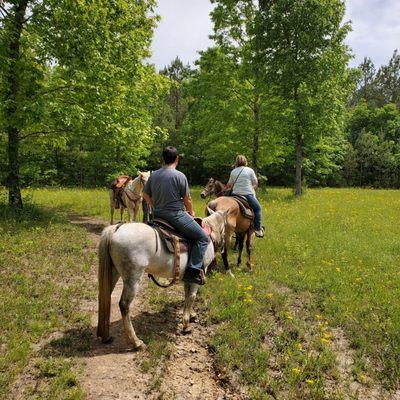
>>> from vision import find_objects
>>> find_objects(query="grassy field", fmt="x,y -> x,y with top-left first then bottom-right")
1,187 -> 400,398
0,191 -> 95,398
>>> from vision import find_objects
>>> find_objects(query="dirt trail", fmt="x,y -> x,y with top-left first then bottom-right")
69,215 -> 241,400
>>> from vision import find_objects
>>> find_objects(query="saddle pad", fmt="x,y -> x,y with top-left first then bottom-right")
231,195 -> 254,220
148,221 -> 190,254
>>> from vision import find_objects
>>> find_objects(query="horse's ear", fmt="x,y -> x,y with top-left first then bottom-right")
207,206 -> 215,215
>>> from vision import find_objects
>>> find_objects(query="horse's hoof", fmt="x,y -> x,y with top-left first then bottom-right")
134,340 -> 146,350
182,326 -> 192,334
190,314 -> 198,323
102,336 -> 114,344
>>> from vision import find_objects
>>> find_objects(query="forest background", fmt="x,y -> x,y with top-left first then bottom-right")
1,0 -> 399,208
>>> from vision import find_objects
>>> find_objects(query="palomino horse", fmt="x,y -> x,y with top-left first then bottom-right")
97,209 -> 227,348
207,197 -> 254,276
200,177 -> 226,199
109,172 -> 150,224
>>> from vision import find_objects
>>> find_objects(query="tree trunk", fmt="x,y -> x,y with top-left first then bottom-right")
293,82 -> 302,196
295,135 -> 302,196
5,0 -> 29,209
252,93 -> 260,175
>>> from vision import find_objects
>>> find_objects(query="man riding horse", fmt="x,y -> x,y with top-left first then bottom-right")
143,146 -> 209,285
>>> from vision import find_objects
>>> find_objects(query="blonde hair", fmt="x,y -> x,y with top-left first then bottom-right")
235,155 -> 248,167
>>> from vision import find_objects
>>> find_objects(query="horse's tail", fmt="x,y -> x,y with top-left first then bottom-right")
97,225 -> 116,342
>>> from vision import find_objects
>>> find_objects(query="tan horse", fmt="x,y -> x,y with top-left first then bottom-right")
207,197 -> 254,276
109,172 -> 150,224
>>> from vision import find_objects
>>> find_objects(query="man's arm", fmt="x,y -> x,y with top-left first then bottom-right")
183,195 -> 195,217
143,192 -> 153,209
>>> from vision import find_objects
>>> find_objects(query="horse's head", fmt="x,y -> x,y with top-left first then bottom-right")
139,171 -> 150,186
204,208 -> 228,251
200,177 -> 216,199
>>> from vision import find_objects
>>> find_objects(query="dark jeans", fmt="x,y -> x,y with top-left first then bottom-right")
245,194 -> 262,230
154,209 -> 209,270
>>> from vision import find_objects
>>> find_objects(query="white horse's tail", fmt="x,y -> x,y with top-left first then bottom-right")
97,225 -> 116,342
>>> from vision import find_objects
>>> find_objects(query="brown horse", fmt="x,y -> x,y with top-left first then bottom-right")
206,196 -> 254,276
200,177 -> 226,199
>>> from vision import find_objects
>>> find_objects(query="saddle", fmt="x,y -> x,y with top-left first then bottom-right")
110,175 -> 132,209
231,195 -> 254,220
149,218 -> 190,254
146,217 -> 212,288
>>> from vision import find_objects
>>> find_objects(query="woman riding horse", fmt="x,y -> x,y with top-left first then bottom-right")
225,155 -> 264,238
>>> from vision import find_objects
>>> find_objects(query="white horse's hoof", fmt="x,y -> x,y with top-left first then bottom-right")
134,340 -> 146,350
182,325 -> 192,334
189,314 -> 198,323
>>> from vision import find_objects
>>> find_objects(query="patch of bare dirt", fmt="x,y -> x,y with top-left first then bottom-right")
68,216 -> 242,399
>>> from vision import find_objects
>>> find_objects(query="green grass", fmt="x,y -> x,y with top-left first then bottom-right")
2,187 -> 400,398
0,192 -> 94,398
205,188 -> 400,397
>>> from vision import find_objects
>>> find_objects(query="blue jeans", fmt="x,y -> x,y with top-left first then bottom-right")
245,194 -> 262,230
154,210 -> 209,270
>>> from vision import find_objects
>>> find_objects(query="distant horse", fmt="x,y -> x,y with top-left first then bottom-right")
109,172 -> 150,224
207,196 -> 254,275
200,177 -> 226,199
97,209 -> 227,348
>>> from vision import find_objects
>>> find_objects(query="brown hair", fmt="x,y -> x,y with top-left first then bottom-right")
235,155 -> 248,167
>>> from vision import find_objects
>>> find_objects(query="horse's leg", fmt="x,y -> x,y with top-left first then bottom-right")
134,200 -> 141,222
120,205 -> 124,222
222,231 -> 235,277
246,232 -> 254,270
119,274 -> 145,349
237,234 -> 245,267
233,234 -> 239,251
110,203 -> 115,225
110,191 -> 115,225
183,282 -> 199,333
127,202 -> 133,223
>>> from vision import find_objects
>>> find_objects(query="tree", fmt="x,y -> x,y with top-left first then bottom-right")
0,0 -> 166,207
375,50 -> 400,108
350,57 -> 378,106
258,0 -> 352,195
210,0 -> 269,174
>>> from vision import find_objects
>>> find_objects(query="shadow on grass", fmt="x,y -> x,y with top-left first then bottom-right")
41,299 -> 183,358
68,213 -> 107,236
0,201 -> 66,232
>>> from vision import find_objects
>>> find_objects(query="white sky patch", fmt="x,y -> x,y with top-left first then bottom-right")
150,0 -> 400,70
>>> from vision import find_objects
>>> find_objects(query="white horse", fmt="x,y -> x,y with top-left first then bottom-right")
109,171 -> 150,224
97,208 -> 227,349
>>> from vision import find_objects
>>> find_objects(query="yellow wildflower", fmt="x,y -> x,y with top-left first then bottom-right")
305,379 -> 314,385
320,338 -> 330,344
292,368 -> 301,375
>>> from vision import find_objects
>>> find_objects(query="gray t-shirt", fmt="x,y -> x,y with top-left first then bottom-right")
228,166 -> 257,195
143,167 -> 189,212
